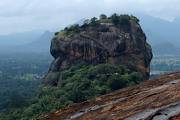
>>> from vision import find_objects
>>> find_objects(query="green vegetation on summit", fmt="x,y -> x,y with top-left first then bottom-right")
55,14 -> 139,37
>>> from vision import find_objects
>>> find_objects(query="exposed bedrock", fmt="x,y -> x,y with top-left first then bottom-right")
44,18 -> 153,86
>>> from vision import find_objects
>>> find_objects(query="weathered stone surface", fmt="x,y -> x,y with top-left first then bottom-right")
39,72 -> 180,120
44,19 -> 152,86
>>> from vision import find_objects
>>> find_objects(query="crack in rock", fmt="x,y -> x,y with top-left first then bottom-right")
66,97 -> 127,120
125,102 -> 180,120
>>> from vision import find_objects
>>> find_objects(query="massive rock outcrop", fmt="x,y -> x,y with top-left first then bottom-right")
44,15 -> 153,86
39,72 -> 180,120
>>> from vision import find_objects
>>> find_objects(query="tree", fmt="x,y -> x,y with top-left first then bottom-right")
100,14 -> 107,20
117,15 -> 131,31
119,15 -> 130,25
111,13 -> 119,25
81,19 -> 90,28
90,17 -> 99,26
68,24 -> 80,33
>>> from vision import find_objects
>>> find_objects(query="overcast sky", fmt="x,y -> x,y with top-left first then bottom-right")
0,0 -> 179,34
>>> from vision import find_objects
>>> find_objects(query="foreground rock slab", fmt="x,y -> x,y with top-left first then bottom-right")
39,72 -> 180,120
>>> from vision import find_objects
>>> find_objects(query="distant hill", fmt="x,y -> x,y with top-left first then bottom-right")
0,31 -> 54,54
137,14 -> 180,45
21,31 -> 54,52
153,42 -> 180,55
1,14 -> 180,55
0,31 -> 43,46
135,14 -> 180,55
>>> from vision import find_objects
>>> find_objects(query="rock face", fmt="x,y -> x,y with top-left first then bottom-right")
39,72 -> 180,120
44,16 -> 153,86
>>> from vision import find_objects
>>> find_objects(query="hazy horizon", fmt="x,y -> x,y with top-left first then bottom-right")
0,0 -> 180,35
1,0 -> 180,54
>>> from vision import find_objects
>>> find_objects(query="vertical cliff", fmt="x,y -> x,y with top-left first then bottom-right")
44,15 -> 153,86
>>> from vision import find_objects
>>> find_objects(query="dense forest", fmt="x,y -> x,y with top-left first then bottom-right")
0,53 -> 180,120
0,53 -> 52,118
0,63 -> 143,119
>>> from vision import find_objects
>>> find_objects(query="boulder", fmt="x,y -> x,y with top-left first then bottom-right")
44,15 -> 153,86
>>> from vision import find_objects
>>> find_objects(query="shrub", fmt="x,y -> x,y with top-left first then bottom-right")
108,74 -> 128,90
130,15 -> 140,23
56,14 -> 139,37
54,32 -> 59,36
129,72 -> 143,84
59,24 -> 81,37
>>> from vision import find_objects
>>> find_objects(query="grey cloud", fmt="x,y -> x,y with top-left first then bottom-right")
0,0 -> 180,34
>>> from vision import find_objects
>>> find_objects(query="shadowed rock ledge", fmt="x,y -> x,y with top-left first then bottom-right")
39,72 -> 180,120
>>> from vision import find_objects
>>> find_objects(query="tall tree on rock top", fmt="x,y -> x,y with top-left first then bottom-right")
111,13 -> 120,25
